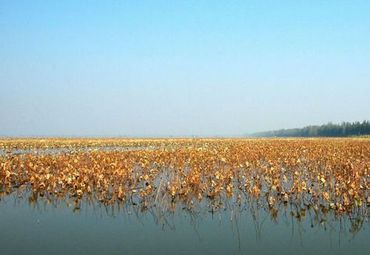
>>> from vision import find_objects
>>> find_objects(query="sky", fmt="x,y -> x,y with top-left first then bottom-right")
1,0 -> 370,137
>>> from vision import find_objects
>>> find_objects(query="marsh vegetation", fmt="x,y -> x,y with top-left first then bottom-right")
0,138 -> 369,254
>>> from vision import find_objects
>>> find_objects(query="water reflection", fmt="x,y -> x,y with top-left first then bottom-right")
1,189 -> 368,255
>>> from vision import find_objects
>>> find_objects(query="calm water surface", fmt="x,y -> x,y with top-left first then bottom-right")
0,193 -> 368,255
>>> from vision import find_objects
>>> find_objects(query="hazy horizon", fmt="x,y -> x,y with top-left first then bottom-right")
1,1 -> 370,137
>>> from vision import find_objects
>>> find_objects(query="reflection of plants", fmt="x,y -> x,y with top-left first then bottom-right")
349,216 -> 364,235
0,138 -> 369,235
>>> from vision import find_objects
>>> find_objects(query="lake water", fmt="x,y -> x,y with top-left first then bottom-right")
0,193 -> 369,255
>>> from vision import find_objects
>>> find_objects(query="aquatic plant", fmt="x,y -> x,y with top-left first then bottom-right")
1,138 -> 369,221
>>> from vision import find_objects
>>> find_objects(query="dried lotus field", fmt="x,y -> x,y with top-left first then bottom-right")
1,138 -> 369,213
1,138 -> 370,254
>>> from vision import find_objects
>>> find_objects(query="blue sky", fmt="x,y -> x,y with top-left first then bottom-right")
1,0 -> 370,136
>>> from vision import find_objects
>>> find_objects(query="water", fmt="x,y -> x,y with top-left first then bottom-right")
0,145 -> 161,156
0,193 -> 368,255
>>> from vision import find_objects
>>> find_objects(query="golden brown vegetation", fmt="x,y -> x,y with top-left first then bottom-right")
1,138 -> 369,220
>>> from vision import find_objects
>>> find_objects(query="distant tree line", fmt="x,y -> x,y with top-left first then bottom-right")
252,121 -> 370,137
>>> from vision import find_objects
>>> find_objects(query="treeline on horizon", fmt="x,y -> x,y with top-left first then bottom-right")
252,121 -> 370,137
